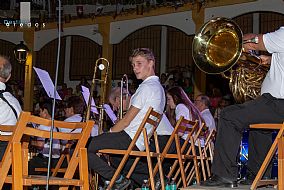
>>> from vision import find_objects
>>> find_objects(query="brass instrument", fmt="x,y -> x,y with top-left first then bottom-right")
119,74 -> 129,119
85,57 -> 109,134
192,17 -> 268,103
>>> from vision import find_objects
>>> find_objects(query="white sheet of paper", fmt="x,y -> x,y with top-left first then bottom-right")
81,85 -> 99,114
103,104 -> 117,124
33,67 -> 62,100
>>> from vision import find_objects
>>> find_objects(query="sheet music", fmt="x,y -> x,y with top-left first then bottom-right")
103,104 -> 117,124
81,85 -> 99,114
33,67 -> 62,100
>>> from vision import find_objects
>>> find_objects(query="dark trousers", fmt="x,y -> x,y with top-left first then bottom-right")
28,154 -> 60,175
212,93 -> 284,181
0,141 -> 8,162
111,135 -> 179,185
88,131 -> 137,180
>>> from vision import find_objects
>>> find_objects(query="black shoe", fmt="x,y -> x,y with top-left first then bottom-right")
200,175 -> 238,188
113,177 -> 131,190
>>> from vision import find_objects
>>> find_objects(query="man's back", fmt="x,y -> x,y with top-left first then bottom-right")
0,86 -> 22,125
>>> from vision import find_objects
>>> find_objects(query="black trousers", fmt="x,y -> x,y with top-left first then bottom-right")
0,141 -> 8,162
111,135 -> 179,185
212,93 -> 284,181
87,131 -> 137,180
28,154 -> 60,175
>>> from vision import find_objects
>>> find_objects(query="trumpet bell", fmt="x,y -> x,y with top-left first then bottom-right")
192,17 -> 243,74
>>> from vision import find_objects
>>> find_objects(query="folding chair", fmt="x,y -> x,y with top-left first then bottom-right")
98,107 -> 163,190
0,111 -> 94,190
249,123 -> 284,190
186,128 -> 216,184
150,117 -> 202,188
0,125 -> 16,166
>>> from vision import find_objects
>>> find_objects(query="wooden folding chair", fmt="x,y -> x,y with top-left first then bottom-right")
249,123 -> 284,190
98,107 -> 163,190
0,125 -> 16,167
0,111 -> 94,190
187,128 -> 216,184
150,117 -> 202,188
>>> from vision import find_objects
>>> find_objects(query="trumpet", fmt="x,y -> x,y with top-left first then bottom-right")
85,57 -> 110,134
119,74 -> 129,119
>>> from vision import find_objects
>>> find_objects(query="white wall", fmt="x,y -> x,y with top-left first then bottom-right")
0,32 -> 23,45
205,0 -> 284,21
34,24 -> 102,51
110,11 -> 195,44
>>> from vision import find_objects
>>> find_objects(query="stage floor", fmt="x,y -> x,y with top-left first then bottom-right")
181,184 -> 276,190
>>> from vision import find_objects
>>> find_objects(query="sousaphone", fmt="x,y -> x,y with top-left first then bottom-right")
192,17 -> 268,103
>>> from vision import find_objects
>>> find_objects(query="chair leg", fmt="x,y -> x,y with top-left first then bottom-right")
198,141 -> 206,181
144,129 -> 155,190
126,157 -> 140,178
154,133 -> 165,190
251,128 -> 284,190
12,142 -> 23,190
79,148 -> 89,190
52,154 -> 66,177
175,135 -> 186,187
191,137 -> 200,185
278,137 -> 284,190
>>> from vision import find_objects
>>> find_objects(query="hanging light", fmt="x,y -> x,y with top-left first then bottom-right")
13,41 -> 29,64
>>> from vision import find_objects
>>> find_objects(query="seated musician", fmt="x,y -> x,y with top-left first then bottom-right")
166,86 -> 205,144
108,86 -> 174,187
59,96 -> 84,155
0,56 -> 22,161
194,94 -> 216,134
87,48 -> 165,189
28,101 -> 61,174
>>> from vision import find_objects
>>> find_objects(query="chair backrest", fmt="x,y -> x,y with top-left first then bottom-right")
158,116 -> 199,159
129,107 -> 163,149
0,111 -> 95,188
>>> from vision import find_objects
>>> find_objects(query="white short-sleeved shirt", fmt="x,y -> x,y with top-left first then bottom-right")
175,104 -> 192,121
156,113 -> 174,136
175,103 -> 192,141
60,114 -> 82,133
261,27 -> 284,98
37,124 -> 61,158
0,82 -> 22,125
201,109 -> 216,133
124,76 -> 165,151
60,114 -> 98,137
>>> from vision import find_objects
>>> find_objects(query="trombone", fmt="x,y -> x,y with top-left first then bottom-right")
85,57 -> 109,134
119,74 -> 129,120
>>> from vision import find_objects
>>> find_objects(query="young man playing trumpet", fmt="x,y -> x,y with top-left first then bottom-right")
87,48 -> 165,189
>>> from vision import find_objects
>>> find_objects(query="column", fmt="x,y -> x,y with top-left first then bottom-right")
98,22 -> 113,104
160,26 -> 167,74
192,3 -> 206,98
23,30 -> 35,111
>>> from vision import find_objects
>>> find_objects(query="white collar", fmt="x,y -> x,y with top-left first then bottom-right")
0,81 -> 6,90
142,75 -> 159,83
201,108 -> 210,114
